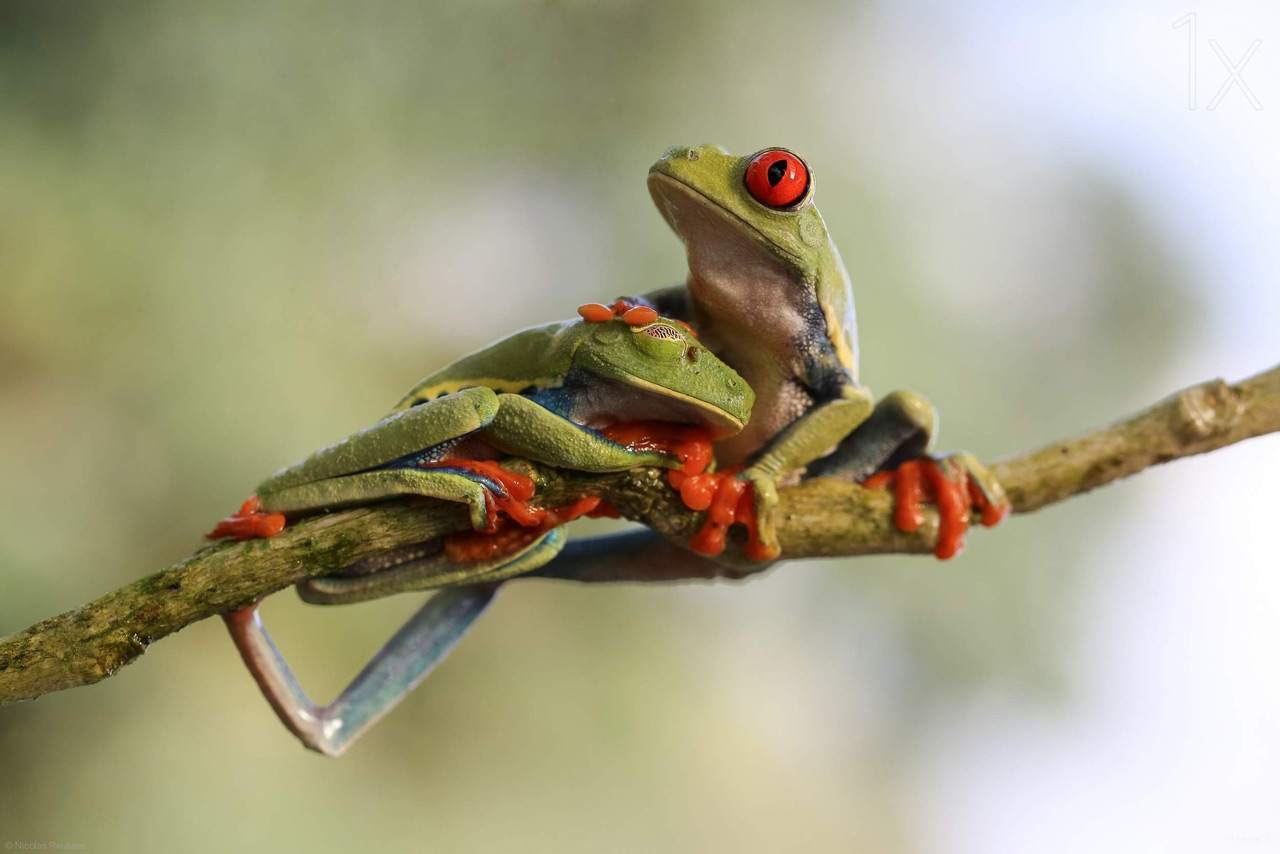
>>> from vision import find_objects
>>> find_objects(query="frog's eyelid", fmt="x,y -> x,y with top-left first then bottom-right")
636,323 -> 684,341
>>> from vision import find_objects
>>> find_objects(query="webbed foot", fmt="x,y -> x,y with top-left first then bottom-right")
595,419 -> 776,560
416,458 -> 542,531
672,466 -> 777,562
864,453 -> 1010,559
207,495 -> 286,541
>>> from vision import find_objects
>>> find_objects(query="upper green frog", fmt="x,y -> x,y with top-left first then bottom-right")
632,145 -> 1007,560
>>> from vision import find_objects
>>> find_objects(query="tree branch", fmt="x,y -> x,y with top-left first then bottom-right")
2,364 -> 1277,705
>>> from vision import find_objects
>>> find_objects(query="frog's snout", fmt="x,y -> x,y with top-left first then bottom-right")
653,144 -> 730,172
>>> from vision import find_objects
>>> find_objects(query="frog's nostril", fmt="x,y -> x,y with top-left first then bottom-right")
686,347 -> 699,362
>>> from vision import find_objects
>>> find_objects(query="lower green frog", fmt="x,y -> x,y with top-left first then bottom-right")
210,308 -> 752,755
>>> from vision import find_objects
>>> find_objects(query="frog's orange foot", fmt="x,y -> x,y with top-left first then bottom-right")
444,525 -> 546,565
670,467 -> 775,562
602,420 -> 714,479
421,457 -> 619,565
598,419 -> 770,559
207,495 -> 286,541
414,459 -> 542,531
863,458 -> 1010,560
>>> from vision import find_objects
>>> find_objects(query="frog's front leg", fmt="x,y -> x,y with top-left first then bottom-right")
244,387 -> 672,536
481,393 -> 680,472
262,466 -> 506,531
808,391 -> 1010,559
209,387 -> 508,536
736,387 -> 875,558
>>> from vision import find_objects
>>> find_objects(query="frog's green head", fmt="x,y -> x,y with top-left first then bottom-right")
571,315 -> 754,439
647,145 -> 859,381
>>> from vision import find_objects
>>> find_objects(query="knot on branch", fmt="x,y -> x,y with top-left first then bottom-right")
1175,378 -> 1242,442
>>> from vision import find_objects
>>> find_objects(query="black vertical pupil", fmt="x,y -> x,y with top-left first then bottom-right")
766,159 -> 789,186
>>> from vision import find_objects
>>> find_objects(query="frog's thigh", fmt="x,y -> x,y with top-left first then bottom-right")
261,468 -> 492,530
808,390 -> 938,482
259,386 -> 500,494
481,394 -> 671,471
299,527 -> 567,606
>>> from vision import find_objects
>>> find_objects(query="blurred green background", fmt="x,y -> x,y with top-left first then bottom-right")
2,1 -> 1273,851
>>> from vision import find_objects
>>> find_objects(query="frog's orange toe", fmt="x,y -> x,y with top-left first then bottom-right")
676,467 -> 776,561
688,470 -> 746,556
968,477 -> 1011,528
207,495 -> 287,541
864,458 -> 982,561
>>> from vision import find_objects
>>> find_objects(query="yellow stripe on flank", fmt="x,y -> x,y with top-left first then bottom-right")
821,300 -> 858,378
400,377 -> 547,409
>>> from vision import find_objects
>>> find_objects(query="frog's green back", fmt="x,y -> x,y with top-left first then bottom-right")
391,321 -> 579,413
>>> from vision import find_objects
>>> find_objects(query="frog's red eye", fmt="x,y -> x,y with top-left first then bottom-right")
745,149 -> 810,209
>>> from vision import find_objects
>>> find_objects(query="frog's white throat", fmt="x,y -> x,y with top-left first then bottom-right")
649,173 -> 812,365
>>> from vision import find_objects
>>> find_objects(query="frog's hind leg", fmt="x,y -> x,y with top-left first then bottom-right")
223,528 -> 565,756
808,391 -> 1009,560
254,386 -> 504,530
809,389 -> 1006,512
807,390 -> 937,482
261,467 -> 500,531
224,586 -> 494,757
298,526 -> 567,606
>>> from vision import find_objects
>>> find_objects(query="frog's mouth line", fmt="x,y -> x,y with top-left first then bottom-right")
647,172 -> 805,266
612,371 -> 745,438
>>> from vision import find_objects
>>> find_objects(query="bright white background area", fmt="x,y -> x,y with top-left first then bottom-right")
858,2 -> 1280,850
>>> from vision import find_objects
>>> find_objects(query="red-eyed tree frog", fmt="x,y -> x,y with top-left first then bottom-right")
544,146 -> 1009,582
212,310 -> 753,755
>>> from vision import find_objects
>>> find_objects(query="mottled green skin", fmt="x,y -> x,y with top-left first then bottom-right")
255,313 -> 753,534
642,146 -> 880,552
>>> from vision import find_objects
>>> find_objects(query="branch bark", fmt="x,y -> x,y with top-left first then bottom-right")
2,365 -> 1277,705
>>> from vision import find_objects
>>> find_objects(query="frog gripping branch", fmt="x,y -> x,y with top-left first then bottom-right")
616,145 -> 1011,563
2,147 -> 1278,758
198,139 -> 1024,754
204,309 -> 753,754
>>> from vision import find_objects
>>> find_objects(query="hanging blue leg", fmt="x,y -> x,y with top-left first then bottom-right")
224,585 -> 495,756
